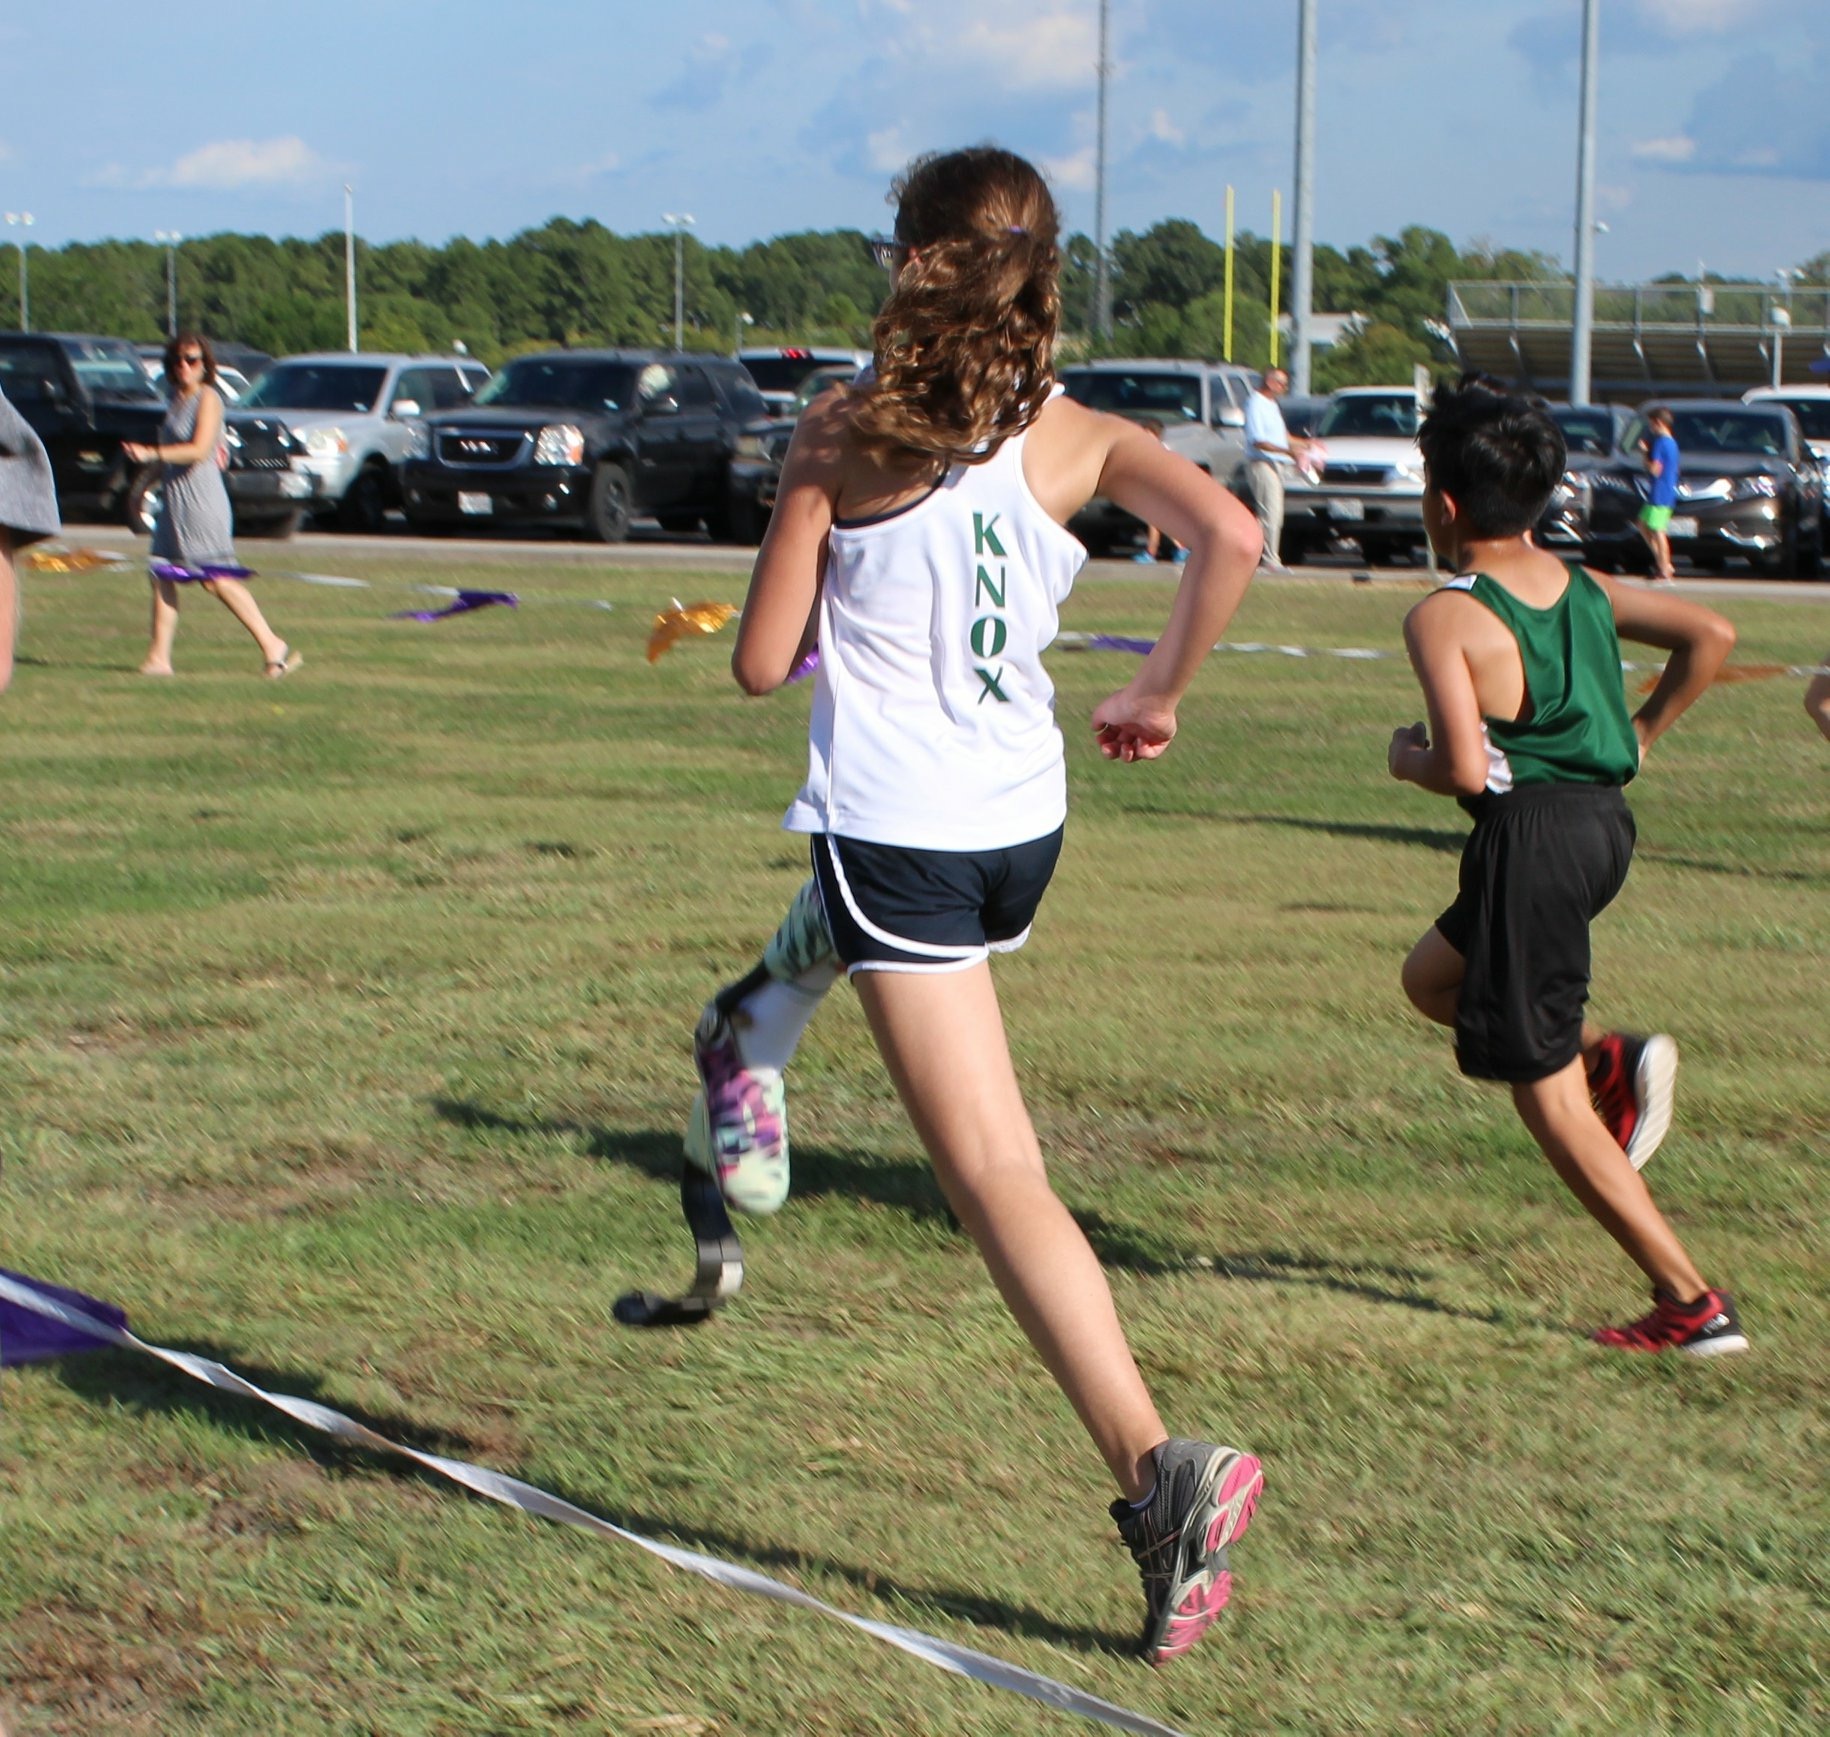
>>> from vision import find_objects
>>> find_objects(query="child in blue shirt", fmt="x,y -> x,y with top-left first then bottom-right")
1636,406 -> 1680,582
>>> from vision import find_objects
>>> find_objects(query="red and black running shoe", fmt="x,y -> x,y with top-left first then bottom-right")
1593,1288 -> 1748,1356
1587,1031 -> 1677,1171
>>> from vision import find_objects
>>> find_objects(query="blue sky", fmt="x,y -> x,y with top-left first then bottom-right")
3,0 -> 1821,285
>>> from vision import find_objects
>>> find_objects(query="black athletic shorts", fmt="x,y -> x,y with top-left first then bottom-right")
1435,783 -> 1635,1083
810,827 -> 1064,976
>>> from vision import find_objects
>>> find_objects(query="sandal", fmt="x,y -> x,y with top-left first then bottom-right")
263,644 -> 302,679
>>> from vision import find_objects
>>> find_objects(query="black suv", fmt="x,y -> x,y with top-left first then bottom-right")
1585,401 -> 1824,578
0,332 -> 166,525
400,350 -> 767,541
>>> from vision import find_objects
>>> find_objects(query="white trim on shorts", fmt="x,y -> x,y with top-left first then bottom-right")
819,837 -> 989,976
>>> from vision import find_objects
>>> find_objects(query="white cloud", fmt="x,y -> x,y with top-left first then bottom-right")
867,126 -> 910,173
1039,145 -> 1096,192
1637,0 -> 1763,34
1148,109 -> 1184,146
1631,134 -> 1698,163
89,136 -> 338,192
870,3 -> 1095,94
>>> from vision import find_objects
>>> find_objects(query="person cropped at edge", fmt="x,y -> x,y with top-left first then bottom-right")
692,145 -> 1266,1666
0,381 -> 62,692
1244,365 -> 1304,573
122,331 -> 299,678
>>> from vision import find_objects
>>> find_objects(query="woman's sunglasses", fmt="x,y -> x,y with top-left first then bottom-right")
176,352 -> 206,366
865,235 -> 904,271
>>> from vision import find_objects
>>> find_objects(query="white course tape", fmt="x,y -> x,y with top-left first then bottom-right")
0,1273 -> 1187,1737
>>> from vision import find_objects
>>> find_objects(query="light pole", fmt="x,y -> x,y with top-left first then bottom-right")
1092,0 -> 1112,340
153,230 -> 183,337
1289,0 -> 1318,395
344,184 -> 358,352
734,308 -> 754,356
663,212 -> 695,351
1569,0 -> 1600,404
1773,268 -> 1797,388
4,212 -> 33,331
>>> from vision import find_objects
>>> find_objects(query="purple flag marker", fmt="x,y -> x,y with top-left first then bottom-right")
1087,633 -> 1157,655
391,589 -> 519,623
149,560 -> 256,585
0,1269 -> 125,1366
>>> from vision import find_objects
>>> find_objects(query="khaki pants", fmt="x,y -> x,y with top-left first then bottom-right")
1247,460 -> 1285,564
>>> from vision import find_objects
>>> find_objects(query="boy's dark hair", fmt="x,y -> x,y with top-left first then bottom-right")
1418,373 -> 1567,538
1646,404 -> 1673,430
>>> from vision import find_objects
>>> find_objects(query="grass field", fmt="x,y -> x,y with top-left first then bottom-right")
1,551 -> 1826,1736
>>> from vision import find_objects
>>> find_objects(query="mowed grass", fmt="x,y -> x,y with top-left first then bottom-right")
1,551 -> 1826,1736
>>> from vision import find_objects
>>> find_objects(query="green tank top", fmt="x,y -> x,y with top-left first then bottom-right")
1443,566 -> 1639,789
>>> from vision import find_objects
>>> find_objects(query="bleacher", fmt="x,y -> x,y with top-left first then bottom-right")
1446,281 -> 1830,402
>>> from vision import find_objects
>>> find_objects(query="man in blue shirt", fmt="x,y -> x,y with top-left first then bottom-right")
1244,367 -> 1306,572
1636,406 -> 1680,582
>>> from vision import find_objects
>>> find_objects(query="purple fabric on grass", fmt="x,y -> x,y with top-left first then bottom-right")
1087,634 -> 1156,655
0,1269 -> 125,1365
149,559 -> 255,584
392,589 -> 518,622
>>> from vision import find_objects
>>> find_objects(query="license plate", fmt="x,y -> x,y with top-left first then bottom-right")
458,491 -> 493,516
1665,515 -> 1698,539
1323,498 -> 1364,521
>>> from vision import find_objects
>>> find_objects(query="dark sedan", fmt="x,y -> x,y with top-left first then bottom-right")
1584,401 -> 1823,578
1536,403 -> 1637,555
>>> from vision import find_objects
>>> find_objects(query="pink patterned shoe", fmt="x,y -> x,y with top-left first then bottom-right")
685,1001 -> 789,1216
1112,1439 -> 1263,1666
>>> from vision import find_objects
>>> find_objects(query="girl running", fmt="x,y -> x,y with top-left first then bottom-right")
717,145 -> 1266,1664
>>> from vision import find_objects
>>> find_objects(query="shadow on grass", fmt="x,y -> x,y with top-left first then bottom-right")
1220,813 -> 1465,855
34,1342 -> 1134,1659
432,1098 -> 1510,1327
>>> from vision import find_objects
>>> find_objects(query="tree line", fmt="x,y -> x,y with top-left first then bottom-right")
11,218 -> 1823,390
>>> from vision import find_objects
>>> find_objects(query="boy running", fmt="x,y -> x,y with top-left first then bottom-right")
1389,377 -> 1746,1355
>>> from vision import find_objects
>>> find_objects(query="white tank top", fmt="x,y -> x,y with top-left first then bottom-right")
782,422 -> 1087,850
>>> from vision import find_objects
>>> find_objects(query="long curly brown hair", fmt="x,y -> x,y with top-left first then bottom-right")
851,146 -> 1061,468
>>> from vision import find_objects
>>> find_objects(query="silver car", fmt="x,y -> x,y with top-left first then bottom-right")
236,352 -> 490,530
1058,359 -> 1255,552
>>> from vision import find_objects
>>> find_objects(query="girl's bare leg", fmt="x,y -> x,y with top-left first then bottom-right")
0,528 -> 17,692
854,963 -> 1167,1500
142,576 -> 181,674
200,577 -> 286,667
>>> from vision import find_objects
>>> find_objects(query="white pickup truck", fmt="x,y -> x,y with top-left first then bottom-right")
1280,386 -> 1428,565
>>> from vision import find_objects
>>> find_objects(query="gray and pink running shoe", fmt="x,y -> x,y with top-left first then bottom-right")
685,1001 -> 790,1216
1112,1439 -> 1263,1666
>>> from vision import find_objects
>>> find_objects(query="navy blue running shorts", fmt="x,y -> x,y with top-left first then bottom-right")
810,828 -> 1064,976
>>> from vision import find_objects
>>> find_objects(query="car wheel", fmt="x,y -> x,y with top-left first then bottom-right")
236,510 -> 302,540
724,491 -> 765,547
587,463 -> 633,543
124,466 -> 162,536
1796,511 -> 1823,578
336,465 -> 390,534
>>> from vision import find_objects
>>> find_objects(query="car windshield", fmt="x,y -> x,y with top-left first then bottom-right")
793,367 -> 854,412
1763,398 -> 1830,441
1318,396 -> 1419,438
742,354 -> 846,393
473,359 -> 635,411
1060,371 -> 1202,420
1553,409 -> 1615,456
66,338 -> 163,400
1667,409 -> 1787,456
243,362 -> 389,412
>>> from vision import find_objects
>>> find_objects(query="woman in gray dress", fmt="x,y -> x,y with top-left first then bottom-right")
122,332 -> 299,677
0,381 -> 61,692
